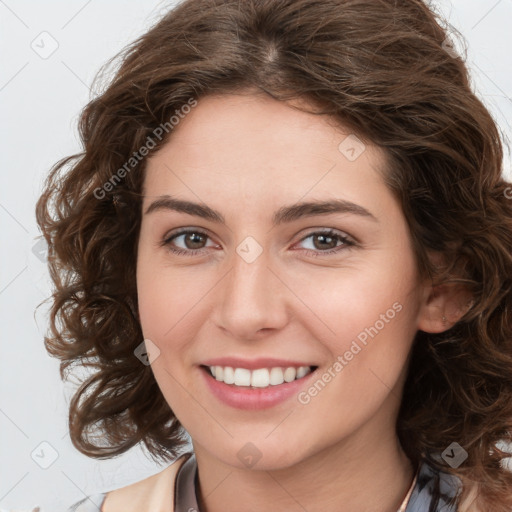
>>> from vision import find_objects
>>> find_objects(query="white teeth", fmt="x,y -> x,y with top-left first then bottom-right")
296,366 -> 309,379
234,368 -> 251,386
283,367 -> 297,382
223,366 -> 235,384
250,368 -> 269,388
207,365 -> 313,388
269,367 -> 284,385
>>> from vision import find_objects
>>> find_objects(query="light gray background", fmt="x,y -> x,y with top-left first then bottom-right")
1,1 -> 511,510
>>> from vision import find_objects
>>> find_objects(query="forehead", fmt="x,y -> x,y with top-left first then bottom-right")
143,93 -> 391,218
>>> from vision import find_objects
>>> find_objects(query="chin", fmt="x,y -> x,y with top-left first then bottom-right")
213,440 -> 309,471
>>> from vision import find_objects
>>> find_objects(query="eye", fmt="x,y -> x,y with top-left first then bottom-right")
160,228 -> 216,256
295,229 -> 355,257
160,228 -> 356,257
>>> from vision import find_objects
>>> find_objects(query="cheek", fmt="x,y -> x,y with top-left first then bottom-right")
288,243 -> 419,405
292,285 -> 417,446
135,247 -> 204,413
287,256 -> 417,352
136,242 -> 219,369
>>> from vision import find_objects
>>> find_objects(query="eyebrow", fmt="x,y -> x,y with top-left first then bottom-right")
144,195 -> 378,225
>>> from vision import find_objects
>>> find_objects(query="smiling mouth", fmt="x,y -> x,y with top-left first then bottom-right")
200,364 -> 319,389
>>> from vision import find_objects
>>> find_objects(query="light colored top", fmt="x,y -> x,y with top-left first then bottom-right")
64,453 -> 461,512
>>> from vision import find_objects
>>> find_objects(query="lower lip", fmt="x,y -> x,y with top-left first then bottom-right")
199,366 -> 318,410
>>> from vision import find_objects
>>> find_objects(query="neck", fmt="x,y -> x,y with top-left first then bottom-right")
193,403 -> 414,512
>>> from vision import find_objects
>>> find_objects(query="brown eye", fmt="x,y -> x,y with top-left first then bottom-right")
297,230 -> 355,257
161,229 -> 214,255
311,233 -> 339,250
180,232 -> 207,249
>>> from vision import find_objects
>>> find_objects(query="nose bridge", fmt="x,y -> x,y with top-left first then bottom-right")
216,239 -> 287,337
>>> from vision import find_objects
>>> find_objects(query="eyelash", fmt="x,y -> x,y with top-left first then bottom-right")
160,228 -> 356,257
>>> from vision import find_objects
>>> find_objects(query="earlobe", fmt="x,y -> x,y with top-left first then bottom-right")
417,281 -> 474,333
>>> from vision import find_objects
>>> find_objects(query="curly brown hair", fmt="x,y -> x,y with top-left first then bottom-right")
35,0 -> 512,509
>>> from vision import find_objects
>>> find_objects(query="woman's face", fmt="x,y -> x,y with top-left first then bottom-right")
136,92 -> 427,469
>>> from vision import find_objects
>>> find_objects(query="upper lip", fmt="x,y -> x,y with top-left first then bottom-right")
200,357 -> 317,370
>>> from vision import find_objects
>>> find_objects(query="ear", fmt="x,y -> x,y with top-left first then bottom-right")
417,252 -> 474,333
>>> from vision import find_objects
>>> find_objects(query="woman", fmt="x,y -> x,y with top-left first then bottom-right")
36,0 -> 512,510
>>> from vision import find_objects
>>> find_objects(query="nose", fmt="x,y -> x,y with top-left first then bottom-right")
213,248 -> 289,341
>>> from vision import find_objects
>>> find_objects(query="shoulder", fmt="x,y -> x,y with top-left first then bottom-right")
67,453 -> 190,512
102,453 -> 190,512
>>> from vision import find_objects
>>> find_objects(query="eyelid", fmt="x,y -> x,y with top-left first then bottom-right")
159,227 -> 214,248
161,226 -> 356,243
160,226 -> 357,256
293,228 -> 356,256
296,227 -> 356,244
